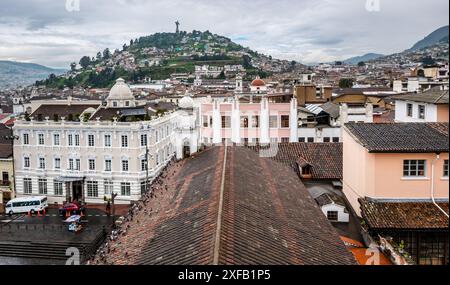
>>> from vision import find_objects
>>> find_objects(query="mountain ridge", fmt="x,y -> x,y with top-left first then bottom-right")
341,25 -> 448,65
409,25 -> 449,51
343,53 -> 385,65
0,60 -> 66,89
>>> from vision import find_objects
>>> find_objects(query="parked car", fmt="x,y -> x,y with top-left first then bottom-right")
59,202 -> 86,216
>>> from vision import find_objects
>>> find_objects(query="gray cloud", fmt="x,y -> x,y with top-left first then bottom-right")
0,0 -> 448,68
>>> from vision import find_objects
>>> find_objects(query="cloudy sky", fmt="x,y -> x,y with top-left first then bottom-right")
0,0 -> 448,68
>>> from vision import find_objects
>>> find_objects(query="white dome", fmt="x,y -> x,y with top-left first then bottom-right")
179,95 -> 194,109
107,78 -> 134,101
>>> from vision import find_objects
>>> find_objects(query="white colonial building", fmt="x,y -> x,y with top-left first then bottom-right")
391,88 -> 449,123
13,79 -> 200,205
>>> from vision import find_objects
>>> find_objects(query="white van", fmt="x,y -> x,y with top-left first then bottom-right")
5,196 -> 49,216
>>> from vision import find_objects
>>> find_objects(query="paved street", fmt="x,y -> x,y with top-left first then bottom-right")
0,208 -> 113,227
0,208 -> 115,265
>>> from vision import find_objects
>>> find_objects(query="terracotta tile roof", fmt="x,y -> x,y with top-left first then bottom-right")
345,123 -> 449,153
220,147 -> 355,265
3,118 -> 15,127
137,148 -> 223,265
98,147 -> 356,265
0,124 -> 12,158
146,102 -> 178,111
249,143 -> 343,180
90,108 -> 123,121
90,107 -> 155,121
315,193 -> 346,207
90,103 -> 177,121
389,88 -> 449,105
429,122 -> 450,136
31,104 -> 100,119
320,102 -> 340,118
373,110 -> 395,123
360,199 -> 449,230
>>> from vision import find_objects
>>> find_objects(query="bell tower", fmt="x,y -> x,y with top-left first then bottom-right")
235,74 -> 243,94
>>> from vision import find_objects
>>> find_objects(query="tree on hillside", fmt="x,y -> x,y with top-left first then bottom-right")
339,78 -> 354,88
217,70 -> 226,79
79,56 -> 91,69
358,61 -> 366,67
103,48 -> 111,60
48,73 -> 57,81
70,62 -> 77,71
65,77 -> 75,89
96,52 -> 102,61
243,55 -> 252,69
421,56 -> 436,66
123,44 -> 128,51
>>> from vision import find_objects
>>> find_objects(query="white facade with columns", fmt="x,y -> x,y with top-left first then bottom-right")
12,81 -> 201,205
13,114 -> 178,205
200,96 -> 299,144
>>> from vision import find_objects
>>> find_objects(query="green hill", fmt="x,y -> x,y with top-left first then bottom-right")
37,30 -> 272,89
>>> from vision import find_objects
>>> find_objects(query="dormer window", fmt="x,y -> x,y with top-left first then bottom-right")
301,165 -> 312,176
113,102 -> 118,107
298,159 -> 312,179
125,101 -> 130,107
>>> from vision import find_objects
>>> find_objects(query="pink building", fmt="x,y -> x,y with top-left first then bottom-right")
343,122 -> 449,265
200,97 -> 298,145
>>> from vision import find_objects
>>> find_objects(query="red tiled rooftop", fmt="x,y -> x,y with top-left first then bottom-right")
360,199 -> 449,230
94,147 -> 356,265
249,143 -> 343,180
